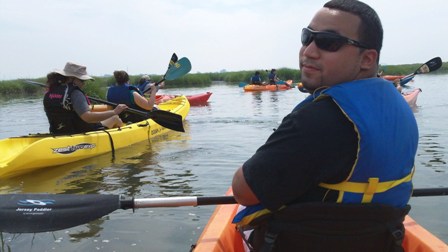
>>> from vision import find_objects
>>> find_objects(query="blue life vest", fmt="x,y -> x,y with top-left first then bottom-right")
318,78 -> 418,207
251,75 -> 262,84
137,81 -> 150,94
268,73 -> 276,84
107,84 -> 141,110
233,78 -> 418,227
107,84 -> 150,123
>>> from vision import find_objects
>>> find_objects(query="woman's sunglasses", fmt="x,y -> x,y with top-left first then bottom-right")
301,27 -> 369,52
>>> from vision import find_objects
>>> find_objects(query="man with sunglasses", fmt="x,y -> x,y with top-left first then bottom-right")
232,0 -> 418,251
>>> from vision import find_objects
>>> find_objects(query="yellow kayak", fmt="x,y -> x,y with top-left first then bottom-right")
193,188 -> 448,252
0,96 -> 189,178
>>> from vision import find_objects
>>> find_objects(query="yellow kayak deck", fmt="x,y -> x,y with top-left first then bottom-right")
0,96 -> 189,178
194,188 -> 448,252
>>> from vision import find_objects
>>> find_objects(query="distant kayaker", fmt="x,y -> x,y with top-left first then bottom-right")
393,78 -> 403,93
136,74 -> 151,93
43,62 -> 127,135
268,68 -> 279,84
136,74 -> 161,95
232,0 -> 418,251
250,71 -> 263,85
107,70 -> 162,123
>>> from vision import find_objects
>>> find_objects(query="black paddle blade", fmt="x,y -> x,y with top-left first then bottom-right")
0,194 -> 120,233
86,96 -> 184,132
149,110 -> 185,132
415,57 -> 442,74
169,53 -> 178,68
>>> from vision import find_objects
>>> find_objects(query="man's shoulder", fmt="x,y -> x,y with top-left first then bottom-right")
293,97 -> 351,128
302,95 -> 339,111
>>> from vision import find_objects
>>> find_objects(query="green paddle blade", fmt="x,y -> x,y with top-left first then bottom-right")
165,57 -> 192,81
0,194 -> 120,233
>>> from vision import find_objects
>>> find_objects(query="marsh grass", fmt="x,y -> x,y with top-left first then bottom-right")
1,63 -> 446,98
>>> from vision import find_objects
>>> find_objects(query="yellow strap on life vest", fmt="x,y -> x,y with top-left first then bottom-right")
362,177 -> 379,203
235,208 -> 272,227
319,167 -> 415,203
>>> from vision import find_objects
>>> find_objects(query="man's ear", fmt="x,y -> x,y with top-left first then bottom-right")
360,49 -> 378,71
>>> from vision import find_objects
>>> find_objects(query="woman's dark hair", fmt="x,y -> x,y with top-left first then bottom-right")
46,72 -> 67,90
324,0 -> 383,61
113,70 -> 130,85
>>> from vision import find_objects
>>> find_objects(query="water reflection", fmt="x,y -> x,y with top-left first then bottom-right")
249,91 -> 283,117
250,92 -> 263,116
68,221 -> 105,242
417,133 -> 447,172
0,139 -> 154,194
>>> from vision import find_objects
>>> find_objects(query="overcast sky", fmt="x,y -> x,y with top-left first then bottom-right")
0,0 -> 446,80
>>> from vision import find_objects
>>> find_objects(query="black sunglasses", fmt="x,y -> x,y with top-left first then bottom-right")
301,27 -> 369,52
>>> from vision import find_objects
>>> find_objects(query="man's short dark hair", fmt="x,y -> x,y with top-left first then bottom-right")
324,0 -> 383,60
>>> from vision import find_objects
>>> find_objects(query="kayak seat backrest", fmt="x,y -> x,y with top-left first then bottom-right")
248,202 -> 410,252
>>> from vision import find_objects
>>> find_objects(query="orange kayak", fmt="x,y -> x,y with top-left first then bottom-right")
244,84 -> 292,92
243,80 -> 293,92
383,75 -> 406,81
194,189 -> 448,252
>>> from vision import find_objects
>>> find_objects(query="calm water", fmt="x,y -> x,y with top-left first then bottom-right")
0,75 -> 447,251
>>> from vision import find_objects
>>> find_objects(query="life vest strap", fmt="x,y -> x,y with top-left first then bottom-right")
362,177 -> 379,203
319,167 -> 415,203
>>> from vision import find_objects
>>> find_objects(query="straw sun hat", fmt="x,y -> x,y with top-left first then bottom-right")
54,62 -> 94,81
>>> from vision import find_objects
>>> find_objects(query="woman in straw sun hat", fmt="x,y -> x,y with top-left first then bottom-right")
43,62 -> 128,134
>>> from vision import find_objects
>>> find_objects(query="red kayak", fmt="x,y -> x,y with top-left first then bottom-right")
187,92 -> 213,106
156,92 -> 212,106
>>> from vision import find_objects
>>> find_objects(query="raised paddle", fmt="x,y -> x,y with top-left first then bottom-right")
0,187 -> 447,233
23,80 -> 185,132
296,57 -> 444,93
167,52 -> 179,70
399,56 -> 442,86
142,57 -> 192,94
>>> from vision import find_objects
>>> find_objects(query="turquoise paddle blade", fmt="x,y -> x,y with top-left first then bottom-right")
165,57 -> 192,80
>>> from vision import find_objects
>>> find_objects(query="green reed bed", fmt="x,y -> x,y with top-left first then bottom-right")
1,64 -> 446,98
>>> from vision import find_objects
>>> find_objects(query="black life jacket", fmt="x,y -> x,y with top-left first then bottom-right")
244,203 -> 410,252
43,84 -> 102,134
